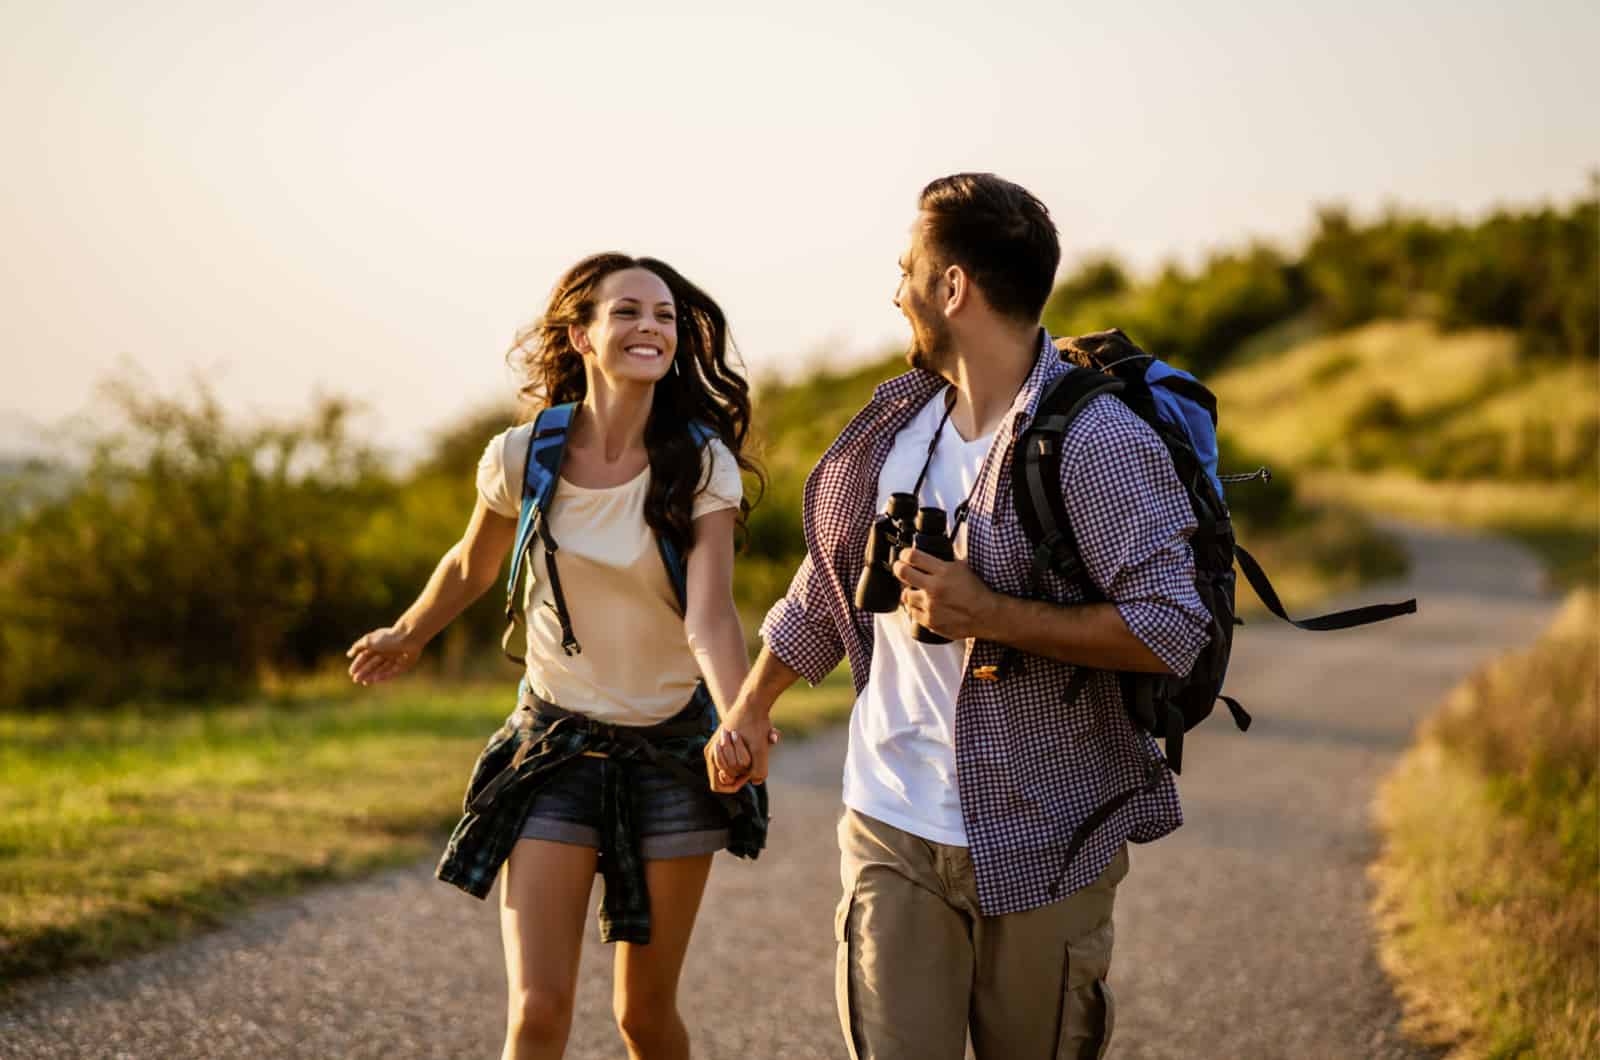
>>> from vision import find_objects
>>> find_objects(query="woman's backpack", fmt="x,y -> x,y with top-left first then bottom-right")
500,402 -> 716,662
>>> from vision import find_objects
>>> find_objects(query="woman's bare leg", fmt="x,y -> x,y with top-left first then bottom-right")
499,839 -> 599,1060
611,853 -> 715,1060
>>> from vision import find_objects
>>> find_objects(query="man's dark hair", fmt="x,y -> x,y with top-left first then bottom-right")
917,173 -> 1061,323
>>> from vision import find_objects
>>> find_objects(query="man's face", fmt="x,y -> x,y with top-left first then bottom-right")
893,218 -> 954,373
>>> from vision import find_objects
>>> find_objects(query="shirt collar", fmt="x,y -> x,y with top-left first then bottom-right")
1014,328 -> 1061,419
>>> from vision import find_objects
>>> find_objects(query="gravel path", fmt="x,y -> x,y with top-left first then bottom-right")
1,523 -> 1557,1059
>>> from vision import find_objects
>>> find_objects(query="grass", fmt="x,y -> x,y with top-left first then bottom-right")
1210,320 -> 1597,479
1370,591 -> 1599,1058
1211,319 -> 1599,591
0,666 -> 858,990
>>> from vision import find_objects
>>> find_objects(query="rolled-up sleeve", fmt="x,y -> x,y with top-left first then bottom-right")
1061,397 -> 1212,676
758,551 -> 846,686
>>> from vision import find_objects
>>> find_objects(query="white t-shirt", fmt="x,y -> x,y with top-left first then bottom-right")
841,387 -> 997,847
477,422 -> 743,725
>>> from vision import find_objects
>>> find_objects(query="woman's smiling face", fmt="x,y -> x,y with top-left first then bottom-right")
570,267 -> 679,386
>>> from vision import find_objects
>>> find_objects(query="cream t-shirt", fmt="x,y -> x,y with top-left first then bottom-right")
477,422 -> 743,725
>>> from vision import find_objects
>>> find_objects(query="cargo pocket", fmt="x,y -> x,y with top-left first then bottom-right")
833,886 -> 863,1060
1056,917 -> 1115,1060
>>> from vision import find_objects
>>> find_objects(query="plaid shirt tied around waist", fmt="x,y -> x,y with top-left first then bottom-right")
759,329 -> 1211,915
435,684 -> 768,944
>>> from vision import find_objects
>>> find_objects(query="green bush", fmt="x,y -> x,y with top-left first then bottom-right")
0,390 -> 396,706
1046,246 -> 1310,377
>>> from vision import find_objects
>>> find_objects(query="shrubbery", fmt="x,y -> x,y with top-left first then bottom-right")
1373,592 -> 1598,1056
0,390 -> 516,708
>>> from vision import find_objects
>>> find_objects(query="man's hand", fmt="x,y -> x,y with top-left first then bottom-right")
893,546 -> 1002,642
705,707 -> 780,793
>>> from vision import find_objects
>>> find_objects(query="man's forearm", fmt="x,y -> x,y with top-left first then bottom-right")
984,594 -> 1172,673
731,644 -> 804,720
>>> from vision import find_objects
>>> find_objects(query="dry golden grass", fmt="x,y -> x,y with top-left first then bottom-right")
1212,319 -> 1598,591
1212,321 -> 1598,475
1371,592 -> 1599,1058
1301,471 -> 1596,533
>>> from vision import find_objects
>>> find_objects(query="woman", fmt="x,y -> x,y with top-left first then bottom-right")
346,253 -> 770,1060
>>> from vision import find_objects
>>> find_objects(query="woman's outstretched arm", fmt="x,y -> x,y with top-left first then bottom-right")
347,495 -> 517,685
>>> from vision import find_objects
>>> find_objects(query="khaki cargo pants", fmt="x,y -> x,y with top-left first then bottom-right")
834,809 -> 1127,1060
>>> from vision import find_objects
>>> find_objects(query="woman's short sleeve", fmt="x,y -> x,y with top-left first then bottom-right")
692,437 -> 744,520
476,424 -> 534,519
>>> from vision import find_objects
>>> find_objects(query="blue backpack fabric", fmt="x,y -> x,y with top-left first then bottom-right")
501,402 -> 717,662
1143,360 -> 1224,503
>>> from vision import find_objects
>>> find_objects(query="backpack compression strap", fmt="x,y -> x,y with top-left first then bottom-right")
1234,544 -> 1418,630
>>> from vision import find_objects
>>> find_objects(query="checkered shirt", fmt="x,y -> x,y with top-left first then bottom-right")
759,330 -> 1211,915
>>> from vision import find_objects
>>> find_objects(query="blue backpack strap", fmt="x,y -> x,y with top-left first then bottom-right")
685,420 -> 716,447
655,420 -> 719,612
501,403 -> 578,661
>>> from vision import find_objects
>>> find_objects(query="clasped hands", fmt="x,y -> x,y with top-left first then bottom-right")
706,546 -> 999,793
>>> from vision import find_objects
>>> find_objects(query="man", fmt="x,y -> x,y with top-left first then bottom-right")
708,173 -> 1211,1059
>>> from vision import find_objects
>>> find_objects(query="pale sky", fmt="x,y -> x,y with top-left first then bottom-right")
3,0 -> 1595,459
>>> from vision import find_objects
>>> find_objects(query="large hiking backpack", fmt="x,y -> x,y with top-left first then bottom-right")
500,402 -> 716,662
1013,329 -> 1417,777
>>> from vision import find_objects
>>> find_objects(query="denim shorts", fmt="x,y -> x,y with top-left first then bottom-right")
518,751 -> 732,859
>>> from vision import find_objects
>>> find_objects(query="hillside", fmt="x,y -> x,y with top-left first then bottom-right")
1210,320 -> 1599,589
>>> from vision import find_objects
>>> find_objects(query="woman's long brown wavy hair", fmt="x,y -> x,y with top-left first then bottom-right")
508,253 -> 764,555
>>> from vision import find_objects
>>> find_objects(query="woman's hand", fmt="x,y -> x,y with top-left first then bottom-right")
345,498 -> 517,688
707,711 -> 781,792
346,626 -> 425,686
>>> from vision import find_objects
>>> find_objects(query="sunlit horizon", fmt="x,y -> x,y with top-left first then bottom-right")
3,0 -> 1595,461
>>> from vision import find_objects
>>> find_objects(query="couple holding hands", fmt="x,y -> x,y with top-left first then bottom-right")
348,172 -> 1211,1060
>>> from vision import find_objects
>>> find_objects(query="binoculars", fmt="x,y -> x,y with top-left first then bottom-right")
854,492 -> 956,644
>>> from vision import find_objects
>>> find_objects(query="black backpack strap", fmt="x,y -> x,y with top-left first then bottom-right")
1049,755 -> 1167,900
1234,544 -> 1418,630
1163,702 -> 1185,774
1014,368 -> 1125,588
1220,695 -> 1251,730
536,516 -> 582,656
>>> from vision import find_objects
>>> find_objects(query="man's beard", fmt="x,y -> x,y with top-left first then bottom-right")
905,311 -> 953,373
